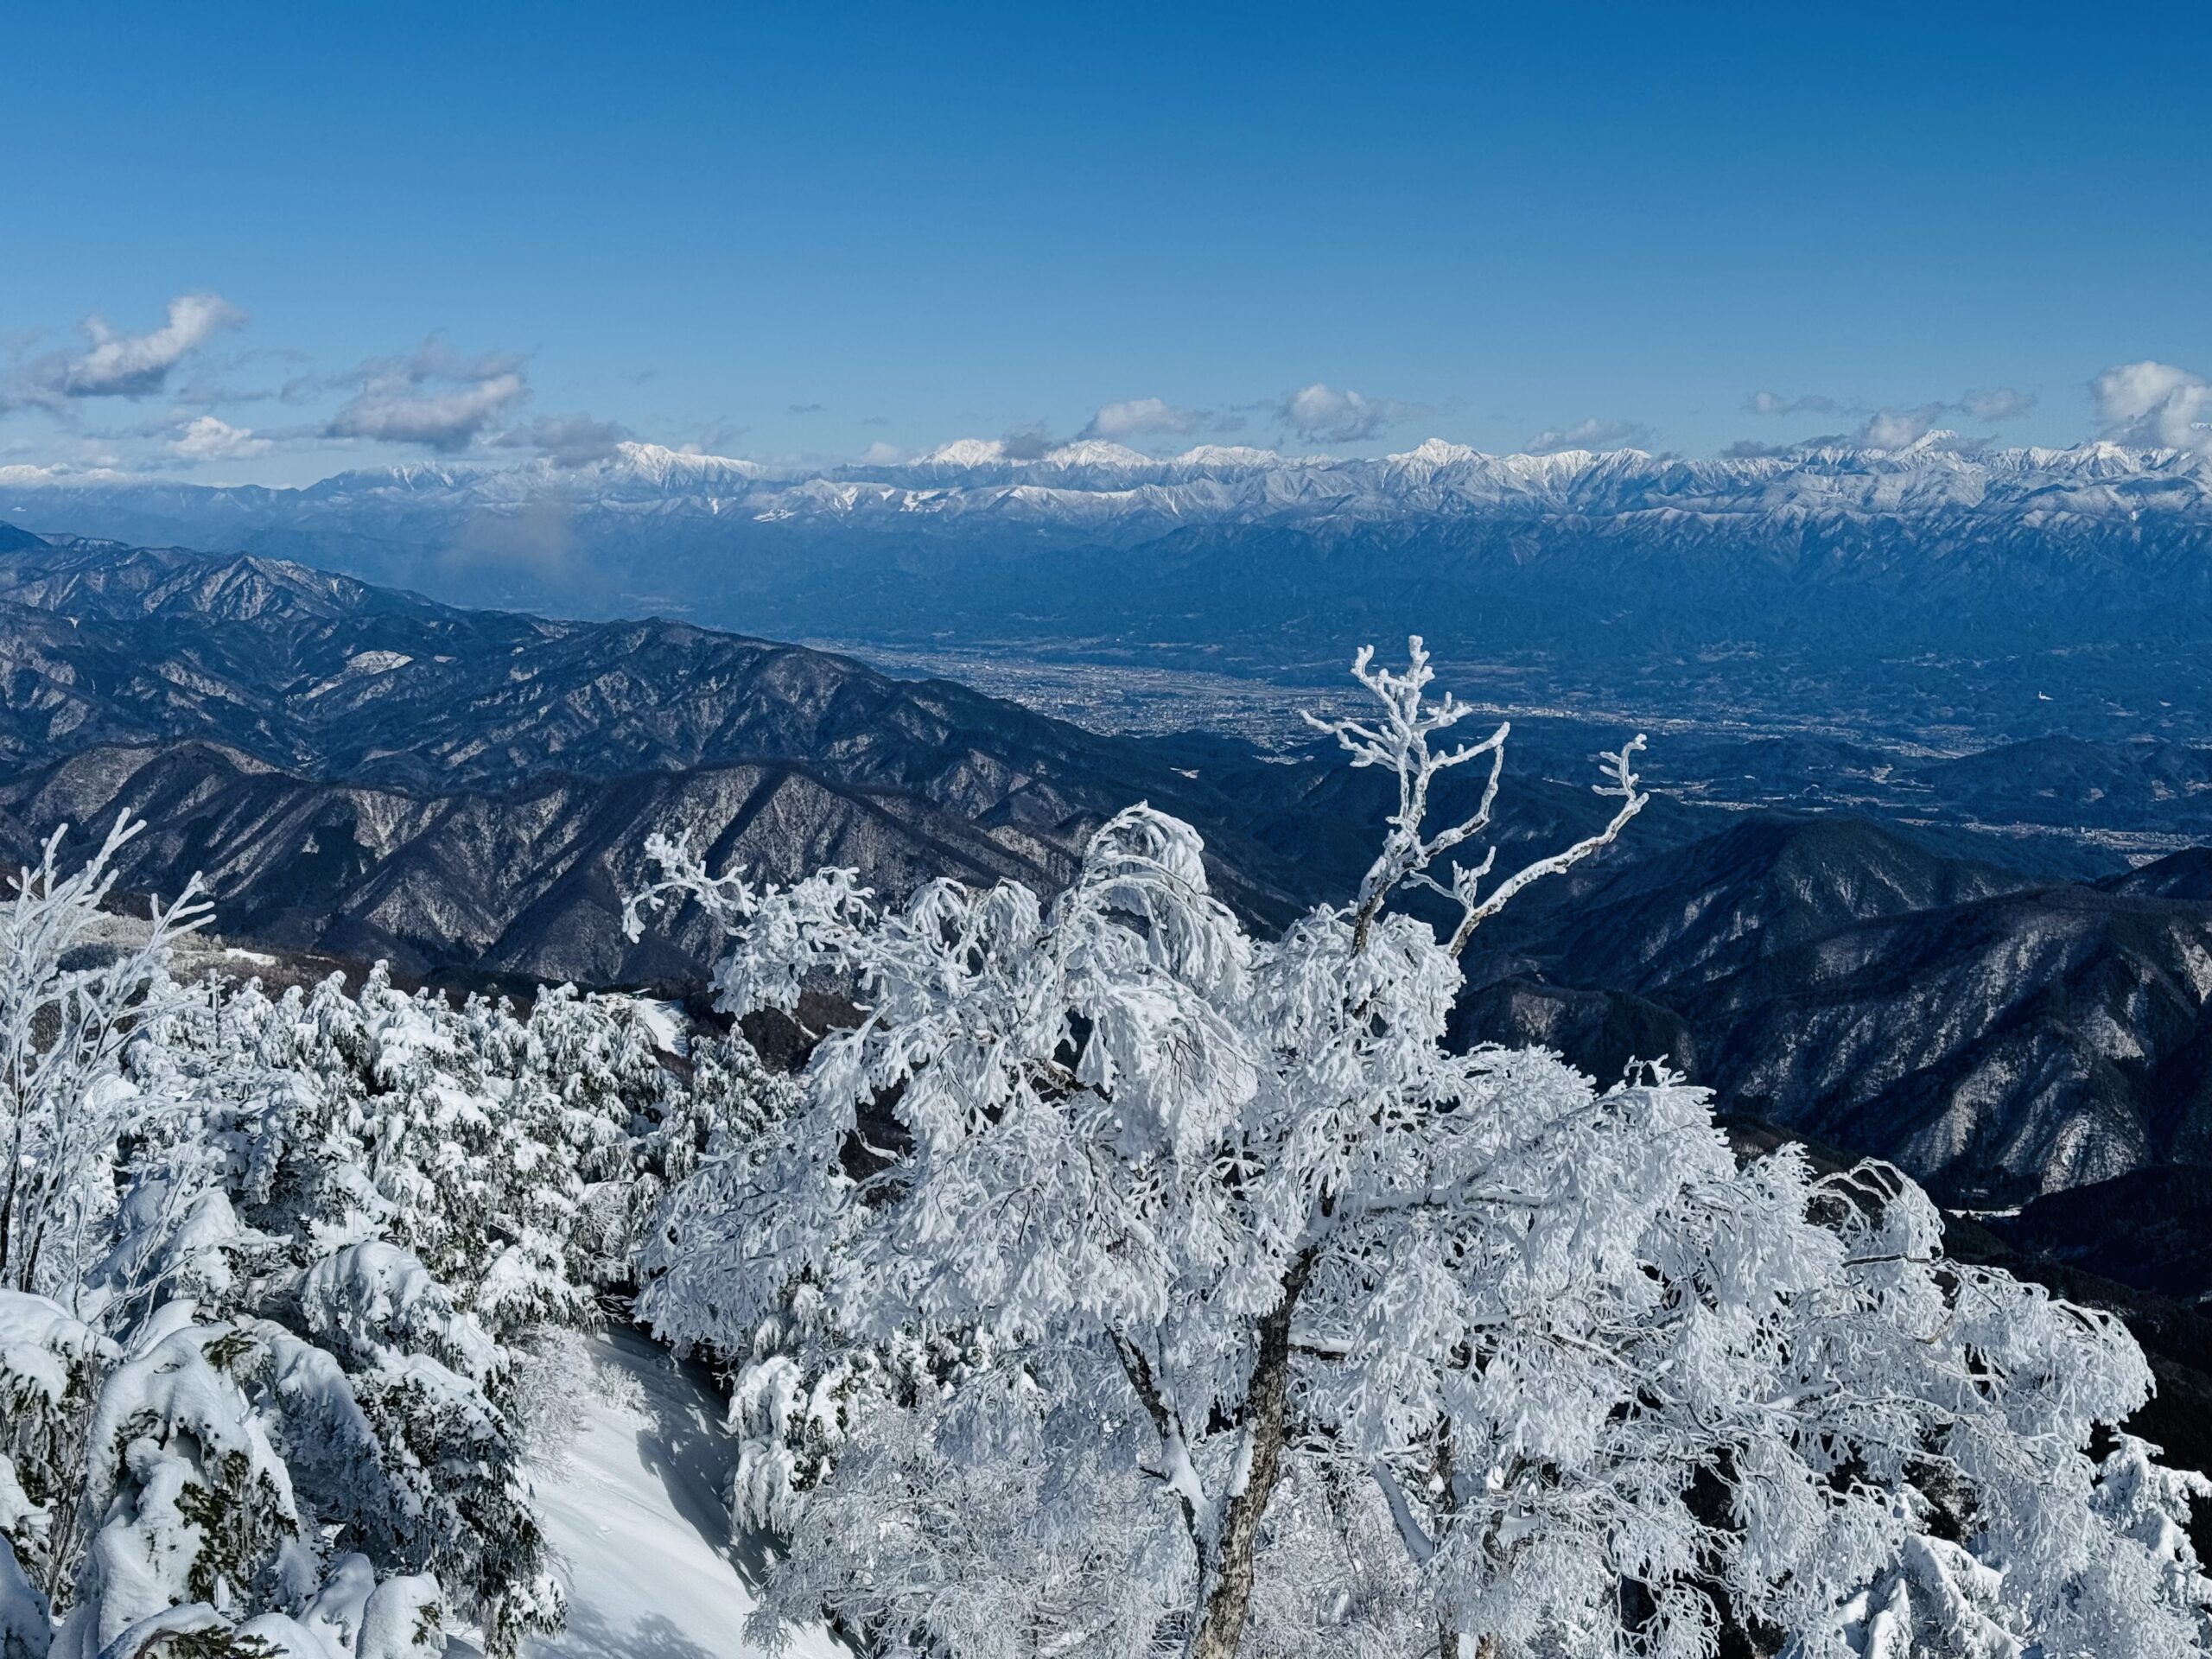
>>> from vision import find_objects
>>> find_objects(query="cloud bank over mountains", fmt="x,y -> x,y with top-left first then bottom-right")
1745,384 -> 2044,451
1077,397 -> 1219,442
320,340 -> 530,452
3,288 -> 2209,482
1526,416 -> 1656,455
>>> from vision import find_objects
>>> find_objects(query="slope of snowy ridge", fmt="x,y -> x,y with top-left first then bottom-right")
8,435 -> 2210,537
508,1328 -> 840,1659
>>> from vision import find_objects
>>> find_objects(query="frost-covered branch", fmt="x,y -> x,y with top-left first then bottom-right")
0,816 -> 208,1306
1369,1460 -> 1437,1565
1302,636 -> 1509,951
636,639 -> 2204,1659
1445,733 -> 1646,954
1305,639 -> 1648,956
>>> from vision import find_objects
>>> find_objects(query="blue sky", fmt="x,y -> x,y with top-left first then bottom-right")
3,0 -> 2209,482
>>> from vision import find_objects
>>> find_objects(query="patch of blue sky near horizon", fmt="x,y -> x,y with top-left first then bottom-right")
1,0 -> 2208,484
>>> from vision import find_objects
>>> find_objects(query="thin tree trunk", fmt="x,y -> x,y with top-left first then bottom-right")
1188,1251 -> 1313,1659
1433,1421 -> 1459,1659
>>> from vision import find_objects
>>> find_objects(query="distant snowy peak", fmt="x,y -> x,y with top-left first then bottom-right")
914,437 -> 1011,467
601,441 -> 772,486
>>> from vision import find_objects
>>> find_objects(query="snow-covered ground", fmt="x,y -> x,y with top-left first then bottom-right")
512,1327 -> 841,1659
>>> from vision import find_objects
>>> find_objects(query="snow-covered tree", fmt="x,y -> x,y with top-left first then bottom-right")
0,819 -> 208,1309
632,639 -> 2212,1659
103,969 -> 620,1653
0,823 -> 692,1659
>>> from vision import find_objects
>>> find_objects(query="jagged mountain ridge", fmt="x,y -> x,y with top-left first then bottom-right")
1484,816 -> 2037,995
0,528 -> 1689,973
0,530 -> 1376,954
4,525 -> 2211,1236
0,531 -> 1285,816
1462,816 -> 2212,1208
2107,849 -> 2212,902
0,740 -> 1084,983
1686,882 -> 2212,1203
12,435 -> 2209,537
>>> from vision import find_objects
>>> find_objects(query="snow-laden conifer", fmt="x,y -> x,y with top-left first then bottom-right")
0,822 -> 692,1659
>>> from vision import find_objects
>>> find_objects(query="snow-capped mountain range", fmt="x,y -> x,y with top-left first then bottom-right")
8,434 -> 2210,537
7,435 -> 2212,751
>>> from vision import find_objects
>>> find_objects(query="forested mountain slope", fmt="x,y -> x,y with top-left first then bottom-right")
5,524 -> 2210,1243
0,530 -> 1336,957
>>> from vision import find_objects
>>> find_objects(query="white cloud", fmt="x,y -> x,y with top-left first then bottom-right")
4,292 -> 247,408
2092,360 -> 2212,455
1751,385 -> 2035,437
1960,386 -> 2036,422
997,421 -> 1058,461
1274,384 -> 1421,445
859,441 -> 907,465
0,461 -> 129,485
167,415 -> 272,461
324,338 -> 529,452
60,292 -> 245,397
1078,397 -> 1211,442
1746,391 -> 1842,417
1857,407 -> 1936,448
1525,416 -> 1655,454
494,413 -> 633,467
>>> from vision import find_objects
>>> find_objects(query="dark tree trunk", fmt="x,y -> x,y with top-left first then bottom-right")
1433,1422 -> 1460,1659
1186,1252 -> 1313,1659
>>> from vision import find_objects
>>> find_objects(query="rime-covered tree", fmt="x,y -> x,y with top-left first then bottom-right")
0,824 -> 687,1659
632,639 -> 2212,1659
0,820 -> 208,1308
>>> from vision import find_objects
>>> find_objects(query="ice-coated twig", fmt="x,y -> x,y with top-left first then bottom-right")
1304,639 -> 1648,955
1446,733 -> 1646,954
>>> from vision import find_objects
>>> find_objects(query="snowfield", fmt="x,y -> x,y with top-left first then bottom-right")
515,1328 -> 841,1659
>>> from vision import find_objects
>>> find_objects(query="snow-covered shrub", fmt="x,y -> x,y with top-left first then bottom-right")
106,974 -> 624,1654
60,1313 -> 306,1658
0,823 -> 696,1659
632,639 -> 2212,1659
503,1325 -> 595,1474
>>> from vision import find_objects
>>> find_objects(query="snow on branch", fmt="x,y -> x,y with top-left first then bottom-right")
1304,638 -> 1648,954
1,815 -> 210,1306
1303,637 -> 1509,951
621,629 -> 2209,1659
623,830 -> 877,1019
1445,732 -> 1645,954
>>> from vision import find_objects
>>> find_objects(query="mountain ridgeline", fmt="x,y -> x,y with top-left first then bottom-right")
9,436 -> 2212,745
1,524 -> 2209,1293
0,531 -> 1338,979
